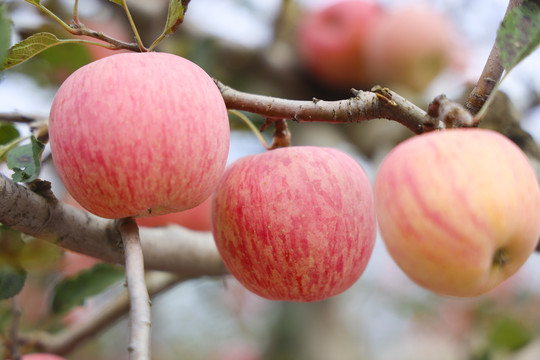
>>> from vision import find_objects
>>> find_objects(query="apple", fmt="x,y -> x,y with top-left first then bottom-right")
49,52 -> 230,219
211,146 -> 376,302
11,354 -> 66,360
374,128 -> 540,297
364,4 -> 466,92
296,1 -> 385,89
136,196 -> 211,231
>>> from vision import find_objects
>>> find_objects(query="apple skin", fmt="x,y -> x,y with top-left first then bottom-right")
211,146 -> 376,302
136,196 -> 211,231
296,1 -> 385,89
49,52 -> 230,219
365,4 -> 466,92
14,354 -> 66,360
374,129 -> 540,297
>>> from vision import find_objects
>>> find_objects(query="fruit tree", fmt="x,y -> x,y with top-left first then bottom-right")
1,0 -> 540,359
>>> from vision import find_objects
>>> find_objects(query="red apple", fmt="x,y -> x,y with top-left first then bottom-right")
365,4 -> 466,92
375,129 -> 540,297
296,1 -> 385,89
49,52 -> 230,219
137,196 -> 211,231
212,146 -> 376,302
12,354 -> 66,360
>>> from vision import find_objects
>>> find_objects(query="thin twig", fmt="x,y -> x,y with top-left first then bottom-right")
120,0 -> 147,52
70,23 -> 141,52
10,297 -> 22,360
229,110 -> 271,149
118,218 -> 151,360
17,272 -> 182,356
464,0 -> 524,116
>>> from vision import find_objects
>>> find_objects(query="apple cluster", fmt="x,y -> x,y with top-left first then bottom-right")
49,53 -> 540,303
296,1 -> 465,92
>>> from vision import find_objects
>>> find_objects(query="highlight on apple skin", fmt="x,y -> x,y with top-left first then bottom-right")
211,146 -> 377,302
49,52 -> 230,219
374,128 -> 540,297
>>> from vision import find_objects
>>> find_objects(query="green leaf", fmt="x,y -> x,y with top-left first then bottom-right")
488,317 -> 532,351
52,263 -> 125,314
164,0 -> 188,35
496,1 -> 540,72
0,3 -> 11,68
0,264 -> 27,300
1,32 -> 86,71
7,136 -> 45,183
24,0 -> 41,5
108,0 -> 123,6
0,225 -> 25,258
0,122 -> 20,145
0,225 -> 27,300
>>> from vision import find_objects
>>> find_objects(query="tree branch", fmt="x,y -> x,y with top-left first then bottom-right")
216,81 -> 438,134
464,0 -> 524,115
18,272 -> 183,356
0,174 -> 227,277
118,218 -> 151,360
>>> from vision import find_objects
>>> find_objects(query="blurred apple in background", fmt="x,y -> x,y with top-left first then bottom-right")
9,354 -> 66,360
65,190 -> 211,231
296,1 -> 466,93
137,197 -> 212,231
296,0 -> 385,89
364,4 -> 467,92
80,17 -> 131,61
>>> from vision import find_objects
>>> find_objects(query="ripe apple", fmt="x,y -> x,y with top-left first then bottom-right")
49,52 -> 230,219
296,1 -> 385,89
137,196 -> 211,231
211,146 -> 376,302
374,128 -> 540,297
365,4 -> 466,92
13,354 -> 66,360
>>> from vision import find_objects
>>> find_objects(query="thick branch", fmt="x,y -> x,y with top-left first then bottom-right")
0,174 -> 227,277
217,81 -> 436,134
465,0 -> 524,115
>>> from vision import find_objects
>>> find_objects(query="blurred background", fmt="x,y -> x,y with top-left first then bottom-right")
2,0 -> 540,359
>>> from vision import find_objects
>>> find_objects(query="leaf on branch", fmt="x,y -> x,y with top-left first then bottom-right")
0,32 -> 85,71
496,0 -> 540,72
24,0 -> 41,5
0,265 -> 27,300
0,3 -> 11,69
52,262 -> 125,315
7,136 -> 45,183
108,0 -> 123,6
165,0 -> 188,35
0,226 -> 27,299
0,122 -> 20,145
488,316 -> 532,351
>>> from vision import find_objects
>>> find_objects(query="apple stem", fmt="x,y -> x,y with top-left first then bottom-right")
118,217 -> 151,360
493,248 -> 510,267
